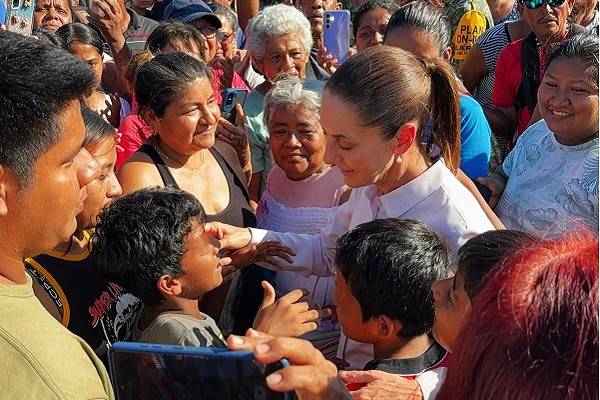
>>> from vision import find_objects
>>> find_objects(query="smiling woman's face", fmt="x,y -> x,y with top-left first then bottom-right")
538,56 -> 599,145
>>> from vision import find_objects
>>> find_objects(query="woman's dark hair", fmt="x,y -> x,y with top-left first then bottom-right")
145,21 -> 206,60
55,22 -> 104,55
385,1 -> 452,57
32,28 -> 63,46
326,45 -> 461,173
92,186 -> 207,305
457,230 -> 536,299
546,33 -> 599,86
135,52 -> 212,119
353,0 -> 401,38
438,231 -> 599,400
81,107 -> 115,149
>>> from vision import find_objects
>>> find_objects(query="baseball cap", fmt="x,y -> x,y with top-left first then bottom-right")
163,0 -> 222,28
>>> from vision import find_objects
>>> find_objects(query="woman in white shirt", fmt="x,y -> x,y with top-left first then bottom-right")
210,46 -> 494,372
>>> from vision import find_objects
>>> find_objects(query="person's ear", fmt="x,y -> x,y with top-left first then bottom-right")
252,55 -> 266,76
0,166 -> 9,217
393,122 -> 418,157
157,274 -> 183,297
443,47 -> 453,62
140,107 -> 160,134
335,1 -> 343,9
374,315 -> 400,339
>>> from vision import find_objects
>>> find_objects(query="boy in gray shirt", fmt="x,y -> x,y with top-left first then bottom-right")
92,187 -> 317,348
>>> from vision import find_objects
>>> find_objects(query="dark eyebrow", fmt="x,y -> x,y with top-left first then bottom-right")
545,73 -> 590,84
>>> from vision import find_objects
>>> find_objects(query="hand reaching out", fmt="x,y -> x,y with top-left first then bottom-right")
227,330 -> 351,400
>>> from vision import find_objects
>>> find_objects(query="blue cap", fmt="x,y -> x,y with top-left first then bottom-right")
163,0 -> 221,28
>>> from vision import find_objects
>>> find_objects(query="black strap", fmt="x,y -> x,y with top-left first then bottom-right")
209,147 -> 251,204
138,143 -> 180,188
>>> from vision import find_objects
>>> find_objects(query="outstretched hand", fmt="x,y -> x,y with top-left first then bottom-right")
227,330 -> 351,400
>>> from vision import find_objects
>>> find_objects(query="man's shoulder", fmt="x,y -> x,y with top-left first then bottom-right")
0,322 -> 112,400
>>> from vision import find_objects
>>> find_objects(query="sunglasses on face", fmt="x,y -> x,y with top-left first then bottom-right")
522,0 -> 566,10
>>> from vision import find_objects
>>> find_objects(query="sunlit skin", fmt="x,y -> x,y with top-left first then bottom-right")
34,0 -> 72,32
355,8 -> 391,52
69,41 -> 108,114
255,34 -> 309,83
268,105 -> 327,181
320,90 -> 428,194
147,78 -> 220,156
431,270 -> 471,351
177,222 -> 225,299
76,137 -> 122,230
193,19 -> 219,61
131,0 -> 154,15
537,57 -> 599,145
6,102 -> 100,268
522,0 -> 572,44
215,16 -> 236,59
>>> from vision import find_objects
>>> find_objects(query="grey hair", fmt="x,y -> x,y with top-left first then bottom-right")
264,77 -> 322,125
246,4 -> 313,60
209,2 -> 239,31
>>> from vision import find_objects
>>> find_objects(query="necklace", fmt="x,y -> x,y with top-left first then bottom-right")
153,142 -> 205,171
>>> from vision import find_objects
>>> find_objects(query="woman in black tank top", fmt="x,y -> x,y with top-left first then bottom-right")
118,53 -> 268,335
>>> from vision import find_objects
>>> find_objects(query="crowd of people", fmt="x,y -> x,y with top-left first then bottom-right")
0,0 -> 598,398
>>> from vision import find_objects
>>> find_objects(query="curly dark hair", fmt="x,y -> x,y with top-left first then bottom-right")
91,187 -> 206,305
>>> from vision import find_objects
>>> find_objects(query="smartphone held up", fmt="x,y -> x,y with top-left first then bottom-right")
323,10 -> 350,64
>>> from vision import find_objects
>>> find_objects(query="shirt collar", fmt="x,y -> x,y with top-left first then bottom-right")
365,160 -> 448,217
124,8 -> 141,36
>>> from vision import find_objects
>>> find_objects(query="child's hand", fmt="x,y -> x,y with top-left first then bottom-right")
253,281 -> 330,338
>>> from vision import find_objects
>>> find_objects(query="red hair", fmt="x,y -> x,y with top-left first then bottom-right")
438,231 -> 599,400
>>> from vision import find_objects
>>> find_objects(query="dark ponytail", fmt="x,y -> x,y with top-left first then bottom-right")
326,45 -> 461,173
422,57 -> 461,173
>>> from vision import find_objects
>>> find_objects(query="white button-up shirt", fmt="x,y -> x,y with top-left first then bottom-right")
250,160 -> 494,375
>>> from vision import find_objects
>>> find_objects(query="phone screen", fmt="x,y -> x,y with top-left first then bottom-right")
110,347 -> 288,400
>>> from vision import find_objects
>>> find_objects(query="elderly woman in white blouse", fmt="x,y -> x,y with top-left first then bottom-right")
257,78 -> 346,358
208,46 -> 494,377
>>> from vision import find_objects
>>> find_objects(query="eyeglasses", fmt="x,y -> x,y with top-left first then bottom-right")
217,30 -> 234,43
522,0 -> 566,10
196,26 -> 218,39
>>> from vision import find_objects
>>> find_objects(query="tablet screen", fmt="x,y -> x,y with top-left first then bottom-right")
109,345 -> 288,400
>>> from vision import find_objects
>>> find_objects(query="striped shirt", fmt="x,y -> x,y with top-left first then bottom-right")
472,22 -> 511,107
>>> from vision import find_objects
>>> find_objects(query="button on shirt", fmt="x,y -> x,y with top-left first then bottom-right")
250,160 -> 494,375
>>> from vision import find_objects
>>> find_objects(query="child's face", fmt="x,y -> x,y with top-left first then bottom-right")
431,269 -> 471,352
334,267 -> 378,344
178,222 -> 225,299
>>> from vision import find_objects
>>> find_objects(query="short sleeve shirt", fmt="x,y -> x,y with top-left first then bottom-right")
140,313 -> 227,348
496,119 -> 599,236
243,90 -> 273,193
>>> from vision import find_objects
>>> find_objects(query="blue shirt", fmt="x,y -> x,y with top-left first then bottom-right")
424,95 -> 492,179
458,95 -> 492,179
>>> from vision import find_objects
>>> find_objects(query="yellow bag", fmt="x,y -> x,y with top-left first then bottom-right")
452,5 -> 487,62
